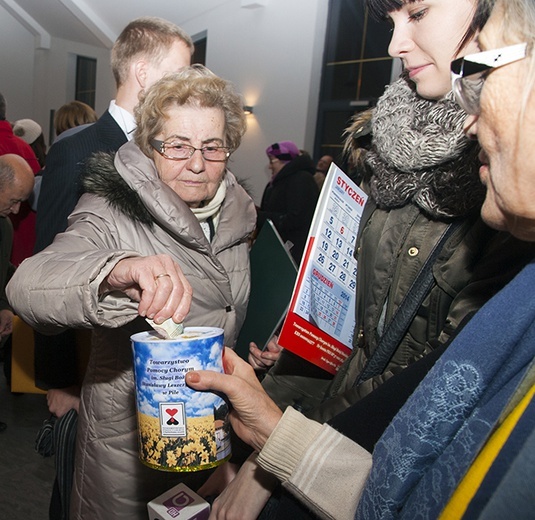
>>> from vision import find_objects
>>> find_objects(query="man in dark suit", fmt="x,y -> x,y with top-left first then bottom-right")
31,20 -> 192,517
35,15 -> 193,405
35,15 -> 193,395
35,18 -> 193,253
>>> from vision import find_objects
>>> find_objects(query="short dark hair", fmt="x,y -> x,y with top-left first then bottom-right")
0,92 -> 6,121
365,0 -> 494,52
366,0 -> 405,20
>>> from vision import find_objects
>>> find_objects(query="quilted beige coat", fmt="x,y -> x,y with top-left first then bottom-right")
7,141 -> 256,520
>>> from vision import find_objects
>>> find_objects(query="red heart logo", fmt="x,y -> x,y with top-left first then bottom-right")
166,408 -> 178,417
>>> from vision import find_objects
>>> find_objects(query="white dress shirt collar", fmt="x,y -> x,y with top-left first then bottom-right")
108,100 -> 136,141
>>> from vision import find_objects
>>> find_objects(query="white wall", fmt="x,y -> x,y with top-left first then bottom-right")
0,6 -> 38,122
32,38 -> 114,143
178,0 -> 329,203
0,3 -> 114,145
1,0 -> 328,204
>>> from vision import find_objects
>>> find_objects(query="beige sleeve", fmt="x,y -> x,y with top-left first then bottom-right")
257,407 -> 372,520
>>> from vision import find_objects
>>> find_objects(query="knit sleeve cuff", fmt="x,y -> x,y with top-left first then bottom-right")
257,407 -> 322,482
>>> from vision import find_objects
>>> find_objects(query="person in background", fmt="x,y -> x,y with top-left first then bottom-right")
12,118 -> 47,259
0,94 -> 40,267
7,65 -> 255,520
188,4 -> 535,516
0,154 -> 34,411
298,149 -> 315,173
0,153 -> 34,301
0,93 -> 40,173
13,118 -> 47,168
53,100 -> 98,141
257,140 -> 319,264
35,17 -> 193,253
29,102 -> 99,216
199,0 -> 535,517
312,154 -> 333,190
4,117 -> 43,266
29,102 -> 99,213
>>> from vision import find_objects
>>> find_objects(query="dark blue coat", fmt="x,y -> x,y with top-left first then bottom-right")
258,154 -> 319,263
35,110 -> 127,252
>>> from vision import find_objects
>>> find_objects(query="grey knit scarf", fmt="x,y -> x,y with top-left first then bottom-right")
366,77 -> 485,219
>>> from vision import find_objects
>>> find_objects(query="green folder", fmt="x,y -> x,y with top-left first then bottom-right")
234,219 -> 298,360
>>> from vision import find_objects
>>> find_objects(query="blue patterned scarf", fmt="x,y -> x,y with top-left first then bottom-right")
356,260 -> 535,519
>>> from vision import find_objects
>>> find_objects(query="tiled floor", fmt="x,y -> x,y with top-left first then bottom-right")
0,359 -> 55,519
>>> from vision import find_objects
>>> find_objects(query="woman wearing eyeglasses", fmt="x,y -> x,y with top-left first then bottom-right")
204,0 -> 535,518
7,65 -> 256,519
356,2 -> 535,516
186,3 -> 535,518
262,0 -> 535,423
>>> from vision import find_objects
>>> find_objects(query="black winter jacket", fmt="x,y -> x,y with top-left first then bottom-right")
257,154 -> 319,263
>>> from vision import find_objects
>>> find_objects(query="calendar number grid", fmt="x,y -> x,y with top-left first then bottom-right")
295,195 -> 361,343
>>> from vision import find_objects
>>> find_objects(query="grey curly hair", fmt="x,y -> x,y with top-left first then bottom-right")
134,65 -> 247,158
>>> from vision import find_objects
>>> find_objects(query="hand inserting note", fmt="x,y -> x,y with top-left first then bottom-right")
146,318 -> 184,339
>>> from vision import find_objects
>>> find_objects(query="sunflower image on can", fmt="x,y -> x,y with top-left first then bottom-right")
131,327 -> 232,472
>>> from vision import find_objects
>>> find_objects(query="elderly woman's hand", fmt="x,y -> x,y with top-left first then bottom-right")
248,335 -> 283,371
186,348 -> 283,452
100,254 -> 192,324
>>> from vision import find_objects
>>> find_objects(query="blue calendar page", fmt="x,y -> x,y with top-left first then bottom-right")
279,164 -> 367,374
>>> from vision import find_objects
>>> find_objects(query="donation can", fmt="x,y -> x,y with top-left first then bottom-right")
131,327 -> 231,472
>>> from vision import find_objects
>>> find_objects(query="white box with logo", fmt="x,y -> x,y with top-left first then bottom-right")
147,483 -> 210,520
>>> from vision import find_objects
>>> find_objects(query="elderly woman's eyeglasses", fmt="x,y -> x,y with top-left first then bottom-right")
451,42 -> 527,115
150,139 -> 230,162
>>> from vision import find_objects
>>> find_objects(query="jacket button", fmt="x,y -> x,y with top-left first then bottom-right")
408,247 -> 419,257
356,327 -> 365,348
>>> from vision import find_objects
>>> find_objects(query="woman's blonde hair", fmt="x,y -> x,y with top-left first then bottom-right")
54,101 -> 98,136
134,65 -> 246,157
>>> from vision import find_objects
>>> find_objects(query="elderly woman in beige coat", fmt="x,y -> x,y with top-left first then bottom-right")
7,66 -> 256,520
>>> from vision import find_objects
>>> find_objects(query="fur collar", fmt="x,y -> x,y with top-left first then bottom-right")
82,152 -> 154,227
347,78 -> 485,220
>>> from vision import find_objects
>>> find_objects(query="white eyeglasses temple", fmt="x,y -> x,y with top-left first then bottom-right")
464,42 -> 527,67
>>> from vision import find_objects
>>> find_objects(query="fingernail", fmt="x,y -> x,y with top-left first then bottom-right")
186,372 -> 200,384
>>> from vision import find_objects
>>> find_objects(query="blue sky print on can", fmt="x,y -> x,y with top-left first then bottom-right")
132,328 -> 224,419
